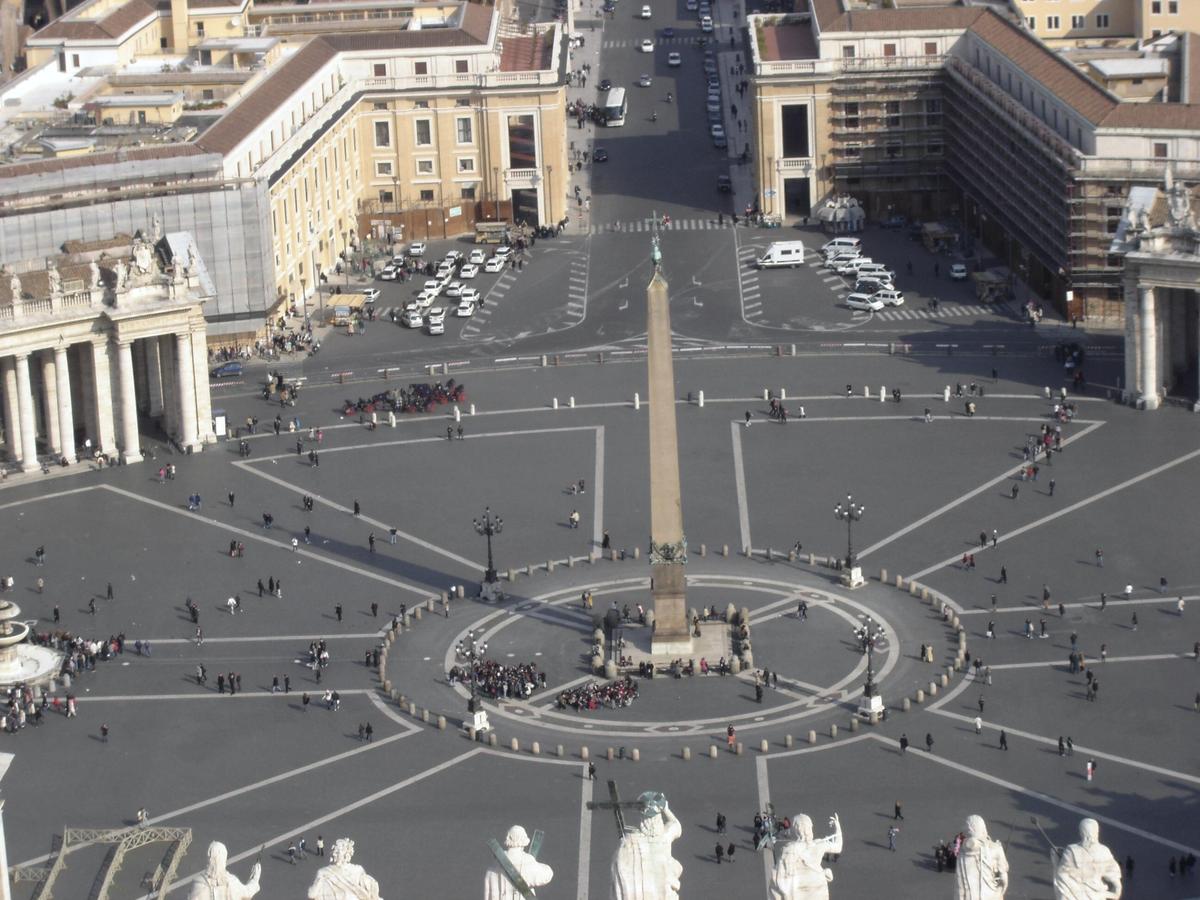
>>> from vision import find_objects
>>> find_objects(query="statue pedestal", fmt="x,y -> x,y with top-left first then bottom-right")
842,566 -> 865,589
857,692 -> 884,722
466,709 -> 491,733
650,565 -> 692,656
480,581 -> 502,602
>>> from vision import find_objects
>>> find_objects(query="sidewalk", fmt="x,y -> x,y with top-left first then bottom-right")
563,4 -> 605,234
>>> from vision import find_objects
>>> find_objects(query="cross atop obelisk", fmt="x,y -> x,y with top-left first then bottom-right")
646,231 -> 692,655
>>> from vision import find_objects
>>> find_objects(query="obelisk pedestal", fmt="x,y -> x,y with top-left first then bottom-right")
645,253 -> 692,656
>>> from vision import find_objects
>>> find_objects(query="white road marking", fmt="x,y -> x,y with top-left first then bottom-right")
986,652 -> 1189,670
593,425 -> 605,549
578,770 -> 593,900
906,441 -> 1200,580
731,420 -> 751,552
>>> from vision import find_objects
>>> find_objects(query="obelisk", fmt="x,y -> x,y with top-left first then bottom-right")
646,236 -> 692,655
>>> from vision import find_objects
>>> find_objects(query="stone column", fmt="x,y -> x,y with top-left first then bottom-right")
116,340 -> 142,463
39,351 -> 60,454
0,358 -> 20,463
14,353 -> 39,471
76,345 -> 98,449
1140,286 -> 1159,410
90,339 -> 116,456
189,329 -> 214,444
175,331 -> 198,450
144,336 -> 164,418
53,346 -> 75,463
158,335 -> 178,441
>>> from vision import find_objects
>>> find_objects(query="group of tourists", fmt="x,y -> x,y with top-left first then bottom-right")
450,658 -> 543,700
554,676 -> 638,711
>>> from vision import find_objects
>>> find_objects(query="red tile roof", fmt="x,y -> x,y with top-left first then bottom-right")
34,0 -> 157,41
760,20 -> 817,62
499,33 -> 553,72
0,144 -> 208,181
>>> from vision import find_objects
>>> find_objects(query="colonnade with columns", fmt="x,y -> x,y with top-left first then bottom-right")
0,326 -> 213,471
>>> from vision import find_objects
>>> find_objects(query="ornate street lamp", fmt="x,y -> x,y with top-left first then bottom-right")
473,507 -> 503,601
833,494 -> 866,589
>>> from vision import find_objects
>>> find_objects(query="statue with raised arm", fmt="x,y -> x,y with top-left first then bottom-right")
113,258 -> 128,289
88,260 -> 101,288
187,841 -> 261,900
956,815 -> 1009,900
308,838 -> 381,900
1052,818 -> 1121,900
611,792 -> 683,900
485,825 -> 554,899
45,258 -> 61,296
5,265 -> 20,299
768,813 -> 843,900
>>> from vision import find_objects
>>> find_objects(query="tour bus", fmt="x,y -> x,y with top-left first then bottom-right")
330,293 -> 367,326
475,221 -> 510,244
602,87 -> 627,127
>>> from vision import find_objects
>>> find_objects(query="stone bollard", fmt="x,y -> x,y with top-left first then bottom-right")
607,747 -> 615,761
631,748 -> 640,762
633,547 -> 640,560
568,557 -> 575,569
426,598 -> 435,612
594,628 -> 605,645
940,673 -> 949,687
699,543 -> 706,557
470,404 -> 476,415
789,550 -> 797,562
592,654 -> 604,673
414,607 -> 423,621
646,610 -> 656,628
390,689 -> 401,702
763,388 -> 770,400
928,682 -> 939,696
909,581 -> 919,596
557,745 -> 565,758
488,733 -> 498,747
881,568 -> 888,584
808,552 -> 815,565
902,697 -> 911,712
741,607 -> 751,625
511,738 -> 520,752
830,724 -> 838,739
808,730 -> 817,745
785,734 -> 794,749
547,560 -> 555,573
382,679 -> 392,693
945,665 -> 955,680
532,742 -> 541,755
722,544 -> 729,557
633,392 -> 640,410
389,411 -> 398,428
569,396 -> 576,408
421,708 -> 430,723
741,649 -> 754,668
726,602 -> 738,623
581,746 -> 590,760
604,660 -> 618,679
709,745 -> 718,759
407,702 -> 417,716
849,717 -> 859,732
525,565 -> 533,576
508,569 -> 517,581
760,739 -> 769,753
896,575 -> 904,589
915,689 -> 925,703
735,742 -> 744,755
767,547 -> 774,561
683,747 -> 692,761
921,588 -> 931,602
468,726 -> 476,741
698,390 -> 705,407
589,552 -> 598,564
437,715 -> 446,730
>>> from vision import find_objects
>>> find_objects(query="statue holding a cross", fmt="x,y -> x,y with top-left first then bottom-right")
590,781 -> 683,900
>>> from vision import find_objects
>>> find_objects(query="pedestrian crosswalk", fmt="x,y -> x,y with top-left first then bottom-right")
602,37 -> 698,48
865,304 -> 995,321
461,271 -> 517,337
591,217 -> 731,234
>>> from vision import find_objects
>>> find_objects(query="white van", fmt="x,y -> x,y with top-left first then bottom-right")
821,237 -> 862,256
756,241 -> 806,268
857,263 -> 896,281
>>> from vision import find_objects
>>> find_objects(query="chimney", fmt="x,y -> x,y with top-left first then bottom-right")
170,0 -> 189,52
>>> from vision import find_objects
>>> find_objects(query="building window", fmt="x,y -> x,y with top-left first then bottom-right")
419,189 -> 435,202
1071,15 -> 1084,28
926,142 -> 943,156
456,98 -> 471,106
415,119 -> 432,146
1026,17 -> 1034,30
375,161 -> 393,177
414,62 -> 428,75
374,121 -> 390,148
373,63 -> 386,77
457,157 -> 476,173
202,89 -> 214,101
416,159 -> 434,175
1151,0 -> 1161,12
1169,1 -> 1178,13
378,190 -> 393,206
461,186 -> 477,200
455,59 -> 469,73
844,144 -> 861,158
886,100 -> 900,128
456,117 -> 473,144
196,21 -> 204,36
885,142 -> 901,159
1047,16 -> 1060,30
373,102 -> 388,111
160,37 -> 168,49
844,102 -> 859,129
1153,142 -> 1168,158
842,45 -> 855,59
1096,14 -> 1109,27
883,43 -> 896,57
924,42 -> 937,55
507,114 -> 536,168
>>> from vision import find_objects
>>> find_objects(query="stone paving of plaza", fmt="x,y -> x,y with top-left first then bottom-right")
1,350 -> 1198,899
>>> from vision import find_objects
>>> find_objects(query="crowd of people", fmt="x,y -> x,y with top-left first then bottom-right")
449,658 -> 543,700
555,676 -> 638,711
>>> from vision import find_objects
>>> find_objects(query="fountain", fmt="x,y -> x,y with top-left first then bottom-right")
0,599 -> 61,686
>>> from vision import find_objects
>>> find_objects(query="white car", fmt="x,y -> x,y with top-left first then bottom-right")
874,289 -> 905,307
443,250 -> 464,265
361,288 -> 381,304
484,256 -> 506,273
427,318 -> 445,336
435,263 -> 455,280
640,4 -> 651,16
835,257 -> 873,275
846,293 -> 885,312
639,74 -> 653,87
456,298 -> 478,317
408,242 -> 426,257
444,281 -> 465,298
415,289 -> 439,308
459,287 -> 481,304
949,263 -> 969,281
710,123 -> 726,140
640,38 -> 654,52
426,307 -> 446,326
402,309 -> 424,328
700,15 -> 713,31
422,279 -> 443,295
493,245 -> 513,259
468,249 -> 487,265
379,265 -> 400,281
667,52 -> 682,67
459,263 -> 480,279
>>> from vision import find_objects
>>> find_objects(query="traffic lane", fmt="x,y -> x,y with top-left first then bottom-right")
459,241 -> 588,343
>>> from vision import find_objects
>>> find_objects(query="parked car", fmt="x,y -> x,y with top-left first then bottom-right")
493,245 -> 513,259
640,38 -> 654,52
444,281 -> 465,298
484,256 -> 506,273
415,289 -> 439,308
459,287 -> 481,304
640,4 -> 651,16
700,15 -> 713,31
426,307 -> 446,326
853,278 -> 893,294
667,52 -> 682,67
427,319 -> 445,336
874,288 -> 905,306
949,263 -> 969,281
379,265 -> 400,281
402,310 -> 424,328
210,361 -> 243,379
459,263 -> 480,279
456,298 -> 478,317
408,242 -> 426,257
835,257 -> 873,275
593,147 -> 609,162
599,78 -> 613,91
846,293 -> 885,312
422,279 -> 444,295
717,175 -> 732,193
468,249 -> 487,265
710,124 -> 726,140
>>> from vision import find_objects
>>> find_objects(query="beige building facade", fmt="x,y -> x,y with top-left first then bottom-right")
1011,0 -> 1200,43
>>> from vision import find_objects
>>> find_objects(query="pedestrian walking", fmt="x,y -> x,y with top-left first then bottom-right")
727,724 -> 736,750
335,604 -> 343,622
316,836 -> 324,857
587,762 -> 597,780
974,716 -> 983,735
744,411 -> 752,427
106,582 -> 114,601
1086,758 -> 1096,781
894,801 -> 903,820
302,692 -> 310,712
1049,478 -> 1056,496
1000,566 -> 1007,584
371,602 -> 378,618
888,826 -> 900,851
100,723 -> 109,742
1095,548 -> 1104,567
899,733 -> 908,753
1131,612 -> 1138,631
368,532 -> 376,553
1066,736 -> 1073,755
53,604 -> 59,623
1058,736 -> 1065,756
228,491 -> 235,507
353,500 -> 361,516
999,730 -> 1008,751
715,844 -> 724,864
716,812 -> 726,833
726,844 -> 735,863
287,842 -> 297,864
925,732 -> 934,753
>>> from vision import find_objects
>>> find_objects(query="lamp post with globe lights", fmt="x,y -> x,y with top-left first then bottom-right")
473,507 -> 503,601
833,494 -> 866,588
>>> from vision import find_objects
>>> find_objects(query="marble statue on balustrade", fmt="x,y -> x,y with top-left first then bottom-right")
768,813 -> 843,900
187,242 -> 199,276
956,815 -> 1009,900
611,792 -> 683,900
1051,818 -> 1121,900
45,258 -> 61,296
112,258 -> 128,290
88,260 -> 101,289
187,841 -> 261,900
151,214 -> 162,242
484,825 -> 554,900
5,265 -> 20,299
132,235 -> 155,275
307,838 -> 381,900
